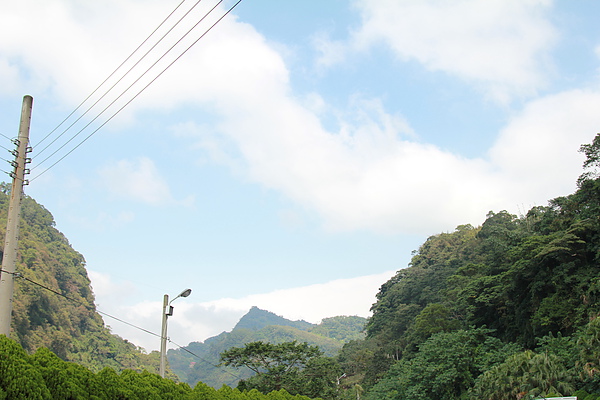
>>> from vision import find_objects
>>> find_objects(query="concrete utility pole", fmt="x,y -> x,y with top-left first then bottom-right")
159,293 -> 170,378
0,95 -> 33,336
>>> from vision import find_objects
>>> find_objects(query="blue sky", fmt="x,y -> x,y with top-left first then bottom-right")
1,0 -> 600,351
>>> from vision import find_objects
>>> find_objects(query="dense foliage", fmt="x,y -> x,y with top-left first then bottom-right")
221,341 -> 341,399
0,335 -> 318,400
335,133 -> 600,399
0,185 -> 164,374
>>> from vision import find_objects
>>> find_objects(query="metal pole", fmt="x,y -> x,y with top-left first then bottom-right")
0,95 -> 33,336
159,293 -> 169,378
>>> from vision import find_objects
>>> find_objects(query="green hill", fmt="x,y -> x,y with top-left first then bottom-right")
0,184 -> 166,375
168,307 -> 366,388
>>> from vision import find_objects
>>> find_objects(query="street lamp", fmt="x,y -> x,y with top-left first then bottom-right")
159,288 -> 192,378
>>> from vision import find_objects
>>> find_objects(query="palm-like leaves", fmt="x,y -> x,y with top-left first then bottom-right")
470,350 -> 573,400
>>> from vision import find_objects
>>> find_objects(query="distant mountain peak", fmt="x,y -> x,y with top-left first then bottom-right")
234,306 -> 313,332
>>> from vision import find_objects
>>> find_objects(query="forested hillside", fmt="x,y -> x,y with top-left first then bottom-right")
336,134 -> 600,399
168,307 -> 366,388
0,184 -> 163,374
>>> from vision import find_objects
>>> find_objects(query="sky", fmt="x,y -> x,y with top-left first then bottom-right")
1,0 -> 600,352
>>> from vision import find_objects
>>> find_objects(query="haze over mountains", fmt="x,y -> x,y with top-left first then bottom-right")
168,307 -> 366,388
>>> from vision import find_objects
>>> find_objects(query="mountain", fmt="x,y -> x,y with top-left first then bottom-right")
168,307 -> 366,388
234,306 -> 313,331
0,185 -> 165,375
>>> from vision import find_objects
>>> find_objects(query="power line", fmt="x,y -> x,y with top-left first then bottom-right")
0,132 -> 13,141
0,132 -> 16,153
169,339 -> 242,380
34,0 -> 208,159
0,268 -> 159,338
30,0 -> 243,181
0,267 -> 242,380
33,0 -> 189,150
31,0 -> 224,172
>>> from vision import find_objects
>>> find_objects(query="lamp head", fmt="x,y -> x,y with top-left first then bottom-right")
169,288 -> 192,304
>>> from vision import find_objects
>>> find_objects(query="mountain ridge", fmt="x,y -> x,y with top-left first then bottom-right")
168,307 -> 366,388
233,306 -> 313,332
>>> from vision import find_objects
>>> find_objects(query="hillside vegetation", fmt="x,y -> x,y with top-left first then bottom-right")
335,134 -> 600,399
0,183 -> 164,374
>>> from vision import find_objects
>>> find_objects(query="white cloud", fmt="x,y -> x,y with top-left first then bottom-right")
204,270 -> 396,324
207,78 -> 599,235
4,0 -> 596,237
98,157 -> 179,206
0,59 -> 21,96
206,91 -> 503,234
92,270 -> 396,352
313,32 -> 347,70
489,89 -> 599,199
88,270 -> 139,309
322,0 -> 556,102
165,13 -> 593,235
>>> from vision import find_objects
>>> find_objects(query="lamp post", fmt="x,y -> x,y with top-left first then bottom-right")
159,288 -> 191,378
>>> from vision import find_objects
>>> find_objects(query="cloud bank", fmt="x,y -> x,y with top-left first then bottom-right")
1,0 -> 595,236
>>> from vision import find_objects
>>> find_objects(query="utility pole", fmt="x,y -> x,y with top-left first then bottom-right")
160,288 -> 191,378
159,293 -> 169,378
0,95 -> 33,336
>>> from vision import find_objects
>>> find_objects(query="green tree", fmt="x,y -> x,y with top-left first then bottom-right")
290,356 -> 341,400
406,303 -> 461,345
578,133 -> 600,185
0,335 -> 51,399
470,350 -> 574,400
366,328 -> 520,400
31,346 -> 92,399
221,341 -> 334,396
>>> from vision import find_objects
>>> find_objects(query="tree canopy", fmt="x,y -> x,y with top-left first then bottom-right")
221,341 -> 341,399
336,133 -> 600,399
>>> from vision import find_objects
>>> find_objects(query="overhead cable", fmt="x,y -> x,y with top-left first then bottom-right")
33,0 -> 188,150
0,268 -> 160,338
30,0 -> 243,181
169,338 -> 242,380
0,267 -> 241,379
34,0 -> 207,158
31,0 -> 224,172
